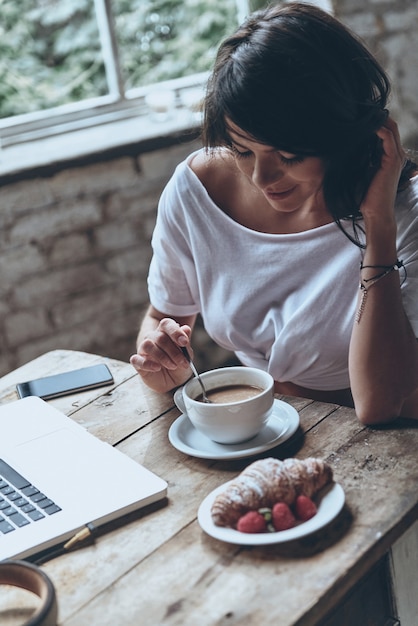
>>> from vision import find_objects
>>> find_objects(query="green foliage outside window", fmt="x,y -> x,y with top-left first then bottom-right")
114,0 -> 239,88
0,0 -> 239,120
0,0 -> 104,118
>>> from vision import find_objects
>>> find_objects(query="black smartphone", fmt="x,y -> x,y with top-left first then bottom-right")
16,364 -> 114,400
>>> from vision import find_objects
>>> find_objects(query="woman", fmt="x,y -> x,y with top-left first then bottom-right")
130,2 -> 418,424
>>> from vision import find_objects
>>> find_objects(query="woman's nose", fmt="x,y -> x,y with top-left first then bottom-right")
252,155 -> 284,188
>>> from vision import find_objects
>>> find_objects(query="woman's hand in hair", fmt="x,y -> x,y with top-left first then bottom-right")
360,116 -> 406,229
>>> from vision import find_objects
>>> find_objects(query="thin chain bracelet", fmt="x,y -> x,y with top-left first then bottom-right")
355,259 -> 406,324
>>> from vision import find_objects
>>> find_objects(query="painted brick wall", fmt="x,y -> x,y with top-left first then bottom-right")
0,139 -> 233,376
1,1 -> 417,378
333,0 -> 418,150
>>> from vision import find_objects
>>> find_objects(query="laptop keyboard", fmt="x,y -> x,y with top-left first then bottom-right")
0,458 -> 61,534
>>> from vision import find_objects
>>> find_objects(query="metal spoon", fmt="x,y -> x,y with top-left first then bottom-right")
180,347 -> 211,403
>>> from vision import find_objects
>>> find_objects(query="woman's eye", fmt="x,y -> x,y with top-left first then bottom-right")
230,144 -> 305,164
279,152 -> 305,165
230,146 -> 252,159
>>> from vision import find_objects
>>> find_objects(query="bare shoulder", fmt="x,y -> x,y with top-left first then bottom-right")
189,149 -> 264,227
189,148 -> 238,192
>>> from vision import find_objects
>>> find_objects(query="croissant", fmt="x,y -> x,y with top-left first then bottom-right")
211,457 -> 333,528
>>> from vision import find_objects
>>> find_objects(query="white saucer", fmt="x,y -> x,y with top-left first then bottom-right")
198,481 -> 345,545
168,398 -> 300,460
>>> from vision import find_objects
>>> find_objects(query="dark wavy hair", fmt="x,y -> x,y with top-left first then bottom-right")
202,2 -> 417,245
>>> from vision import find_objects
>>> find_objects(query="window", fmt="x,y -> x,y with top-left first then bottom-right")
0,0 -> 332,171
0,0 -> 242,148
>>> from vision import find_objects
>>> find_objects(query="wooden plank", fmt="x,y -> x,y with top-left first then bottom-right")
1,353 -> 417,626
36,398 -> 418,625
55,512 -> 388,626
61,374 -> 175,444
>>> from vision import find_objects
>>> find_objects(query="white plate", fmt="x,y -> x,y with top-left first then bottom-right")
168,398 -> 300,460
198,481 -> 345,545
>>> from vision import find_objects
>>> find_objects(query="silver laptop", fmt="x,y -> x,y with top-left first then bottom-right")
0,396 -> 167,561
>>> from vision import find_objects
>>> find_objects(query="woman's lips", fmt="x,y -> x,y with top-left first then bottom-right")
265,186 -> 296,200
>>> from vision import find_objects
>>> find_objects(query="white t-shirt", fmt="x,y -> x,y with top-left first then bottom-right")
148,150 -> 418,391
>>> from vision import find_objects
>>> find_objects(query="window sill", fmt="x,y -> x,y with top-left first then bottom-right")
0,105 -> 202,183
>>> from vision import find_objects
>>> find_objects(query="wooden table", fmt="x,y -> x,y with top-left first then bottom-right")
0,350 -> 417,626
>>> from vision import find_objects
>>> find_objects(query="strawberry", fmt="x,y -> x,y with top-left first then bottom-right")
271,502 -> 296,531
294,495 -> 317,521
237,510 -> 267,533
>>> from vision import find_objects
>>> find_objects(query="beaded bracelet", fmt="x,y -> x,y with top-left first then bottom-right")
355,259 -> 406,324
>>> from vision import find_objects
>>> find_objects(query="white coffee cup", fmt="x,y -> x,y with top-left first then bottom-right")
174,367 -> 274,444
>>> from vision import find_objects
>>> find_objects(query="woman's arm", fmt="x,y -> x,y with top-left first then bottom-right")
349,118 -> 418,424
130,304 -> 197,393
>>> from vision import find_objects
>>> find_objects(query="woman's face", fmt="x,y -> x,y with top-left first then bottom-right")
226,119 -> 327,215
